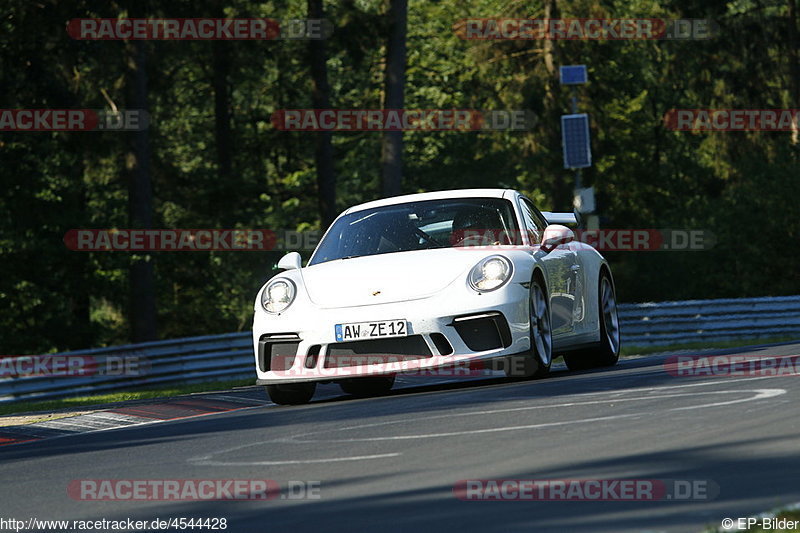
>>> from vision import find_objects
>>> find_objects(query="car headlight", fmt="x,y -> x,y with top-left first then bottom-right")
261,278 -> 297,313
468,255 -> 513,292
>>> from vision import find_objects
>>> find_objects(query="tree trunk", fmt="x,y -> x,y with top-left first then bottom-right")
212,1 -> 235,220
308,0 -> 337,227
542,0 -> 570,210
126,36 -> 157,343
380,0 -> 407,198
789,0 -> 799,143
542,0 -> 558,100
213,40 -> 233,218
65,156 -> 92,350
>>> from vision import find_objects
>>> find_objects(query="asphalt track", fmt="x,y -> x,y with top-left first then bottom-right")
2,342 -> 799,533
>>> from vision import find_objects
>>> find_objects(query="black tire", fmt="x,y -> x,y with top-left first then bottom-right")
506,276 -> 552,379
339,375 -> 395,397
563,270 -> 621,371
265,382 -> 316,405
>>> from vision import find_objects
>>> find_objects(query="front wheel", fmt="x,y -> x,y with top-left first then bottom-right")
506,277 -> 552,379
266,382 -> 316,405
563,271 -> 620,371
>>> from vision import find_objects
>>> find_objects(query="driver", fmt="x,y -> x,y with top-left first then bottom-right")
451,207 -> 503,246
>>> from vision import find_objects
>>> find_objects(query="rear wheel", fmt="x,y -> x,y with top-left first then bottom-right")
339,375 -> 395,397
506,277 -> 552,379
265,383 -> 316,405
563,271 -> 620,371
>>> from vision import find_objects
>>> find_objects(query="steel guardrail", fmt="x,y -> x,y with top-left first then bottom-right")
2,295 -> 799,403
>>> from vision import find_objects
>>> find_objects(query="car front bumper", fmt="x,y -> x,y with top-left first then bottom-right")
252,282 -> 532,385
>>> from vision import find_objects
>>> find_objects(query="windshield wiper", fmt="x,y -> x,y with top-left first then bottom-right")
414,227 -> 447,248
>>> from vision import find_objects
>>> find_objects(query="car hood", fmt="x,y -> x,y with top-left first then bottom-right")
301,248 -> 482,308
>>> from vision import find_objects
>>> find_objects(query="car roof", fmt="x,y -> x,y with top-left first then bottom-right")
343,188 -> 518,214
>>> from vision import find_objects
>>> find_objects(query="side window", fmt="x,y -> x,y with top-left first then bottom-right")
519,197 -> 546,244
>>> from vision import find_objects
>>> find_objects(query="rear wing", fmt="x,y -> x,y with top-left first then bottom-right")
541,211 -> 578,226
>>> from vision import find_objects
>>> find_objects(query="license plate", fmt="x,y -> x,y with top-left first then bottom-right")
335,319 -> 407,342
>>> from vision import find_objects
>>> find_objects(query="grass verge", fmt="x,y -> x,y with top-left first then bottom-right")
1,336 -> 798,420
620,336 -> 798,358
0,378 -> 255,418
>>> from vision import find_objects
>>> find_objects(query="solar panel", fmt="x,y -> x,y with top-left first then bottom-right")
559,65 -> 587,85
561,114 -> 592,169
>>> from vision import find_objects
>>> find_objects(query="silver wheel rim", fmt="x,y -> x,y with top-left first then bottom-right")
531,283 -> 552,366
601,278 -> 620,355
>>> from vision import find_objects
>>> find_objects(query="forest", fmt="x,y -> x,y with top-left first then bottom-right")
1,0 -> 798,354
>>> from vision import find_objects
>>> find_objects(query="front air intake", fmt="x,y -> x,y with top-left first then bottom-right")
258,334 -> 301,372
324,335 -> 432,368
450,312 -> 512,352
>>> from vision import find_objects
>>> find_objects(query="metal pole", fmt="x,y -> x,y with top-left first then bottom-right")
571,86 -> 578,114
570,86 -> 582,225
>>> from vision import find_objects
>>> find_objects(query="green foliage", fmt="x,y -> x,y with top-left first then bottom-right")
1,0 -> 798,354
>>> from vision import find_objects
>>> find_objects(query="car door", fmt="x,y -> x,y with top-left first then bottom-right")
517,196 -> 579,336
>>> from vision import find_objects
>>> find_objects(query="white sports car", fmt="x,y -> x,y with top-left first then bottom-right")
252,188 -> 620,405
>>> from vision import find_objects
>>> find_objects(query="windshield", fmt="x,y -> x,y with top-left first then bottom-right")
309,197 -> 522,265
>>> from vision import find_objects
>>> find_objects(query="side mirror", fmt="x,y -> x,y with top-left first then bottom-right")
277,251 -> 302,270
541,224 -> 574,253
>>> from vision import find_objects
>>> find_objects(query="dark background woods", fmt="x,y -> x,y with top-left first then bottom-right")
1,0 -> 798,354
